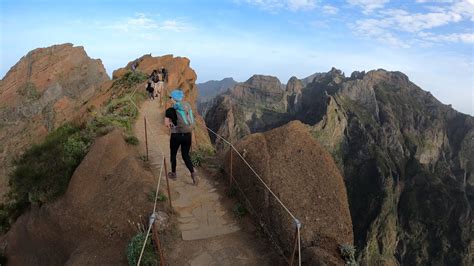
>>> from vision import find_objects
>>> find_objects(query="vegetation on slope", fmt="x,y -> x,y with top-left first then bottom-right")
0,71 -> 147,233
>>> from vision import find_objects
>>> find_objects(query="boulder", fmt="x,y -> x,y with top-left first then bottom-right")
225,120 -> 353,264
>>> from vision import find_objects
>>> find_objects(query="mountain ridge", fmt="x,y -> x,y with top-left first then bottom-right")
205,67 -> 473,265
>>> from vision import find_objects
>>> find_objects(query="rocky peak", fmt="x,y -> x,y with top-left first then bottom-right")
0,43 -> 109,201
350,71 -> 366,80
285,76 -> 303,94
205,66 -> 474,265
244,75 -> 282,93
301,72 -> 324,86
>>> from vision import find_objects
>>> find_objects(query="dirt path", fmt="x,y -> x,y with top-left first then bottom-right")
134,99 -> 282,266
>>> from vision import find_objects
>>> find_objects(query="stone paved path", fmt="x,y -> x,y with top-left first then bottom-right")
134,99 -> 282,266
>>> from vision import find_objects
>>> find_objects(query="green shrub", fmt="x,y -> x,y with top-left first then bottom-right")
226,186 -> 238,198
148,191 -> 167,202
190,151 -> 204,167
2,73 -> 147,234
339,244 -> 357,265
113,71 -> 148,90
125,135 -> 139,145
1,123 -> 93,233
9,124 -> 92,205
233,202 -> 247,218
190,145 -> 216,167
126,232 -> 159,266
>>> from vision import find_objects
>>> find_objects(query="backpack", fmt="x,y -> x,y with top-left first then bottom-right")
146,82 -> 154,92
172,102 -> 195,134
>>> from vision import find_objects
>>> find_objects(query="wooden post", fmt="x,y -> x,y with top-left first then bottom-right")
164,157 -> 172,209
289,228 -> 299,266
151,223 -> 166,266
144,117 -> 149,161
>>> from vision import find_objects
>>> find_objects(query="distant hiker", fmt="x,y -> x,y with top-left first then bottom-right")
164,89 -> 198,185
150,70 -> 158,84
160,66 -> 168,83
146,79 -> 154,100
131,61 -> 138,72
155,71 -> 165,106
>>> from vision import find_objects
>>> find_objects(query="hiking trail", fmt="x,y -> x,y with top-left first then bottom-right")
134,99 -> 282,265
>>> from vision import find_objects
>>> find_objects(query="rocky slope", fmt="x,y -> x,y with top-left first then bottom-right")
205,68 -> 473,265
0,43 -> 109,200
197,77 -> 237,117
1,130 -> 161,264
226,121 -> 353,264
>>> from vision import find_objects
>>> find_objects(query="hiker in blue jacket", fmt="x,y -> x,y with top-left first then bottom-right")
164,89 -> 198,185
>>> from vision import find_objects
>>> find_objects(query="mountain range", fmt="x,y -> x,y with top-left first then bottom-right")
203,68 -> 473,265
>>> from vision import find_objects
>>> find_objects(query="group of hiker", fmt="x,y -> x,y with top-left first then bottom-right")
143,67 -> 198,185
146,67 -> 169,105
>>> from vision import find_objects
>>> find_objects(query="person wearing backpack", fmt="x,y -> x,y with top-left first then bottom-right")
160,66 -> 168,83
145,79 -> 155,100
164,90 -> 198,185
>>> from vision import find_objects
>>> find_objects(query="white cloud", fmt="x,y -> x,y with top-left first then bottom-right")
161,20 -> 195,32
239,0 -> 317,11
288,0 -> 317,10
351,0 -> 474,47
102,14 -> 194,33
380,8 -> 462,32
347,0 -> 390,13
352,18 -> 410,47
322,5 -> 339,15
419,32 -> 474,43
105,13 -> 158,32
416,0 -> 454,3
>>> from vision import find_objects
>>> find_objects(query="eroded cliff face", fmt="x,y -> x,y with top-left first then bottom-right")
204,74 -> 293,149
0,43 -> 109,200
205,68 -> 473,265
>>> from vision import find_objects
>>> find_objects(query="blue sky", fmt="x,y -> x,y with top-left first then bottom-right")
1,0 -> 473,114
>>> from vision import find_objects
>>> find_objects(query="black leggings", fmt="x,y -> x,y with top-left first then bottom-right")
170,133 -> 194,173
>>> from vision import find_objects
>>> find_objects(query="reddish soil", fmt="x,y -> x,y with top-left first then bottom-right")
226,120 -> 354,265
1,130 -> 167,265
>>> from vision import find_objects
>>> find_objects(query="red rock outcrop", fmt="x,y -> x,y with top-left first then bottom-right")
0,43 -> 109,200
225,120 -> 353,264
110,54 -> 211,148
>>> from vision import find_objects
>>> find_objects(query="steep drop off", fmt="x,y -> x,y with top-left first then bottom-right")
206,68 -> 473,265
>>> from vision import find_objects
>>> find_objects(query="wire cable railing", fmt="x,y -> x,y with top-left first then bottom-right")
126,83 -> 169,266
129,80 -> 302,265
206,126 -> 302,266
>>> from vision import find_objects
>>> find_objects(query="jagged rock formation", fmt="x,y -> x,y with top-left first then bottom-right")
1,130 -> 160,264
205,74 -> 293,149
225,121 -> 353,264
205,68 -> 474,265
197,77 -> 237,117
0,43 -> 109,201
197,77 -> 237,102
